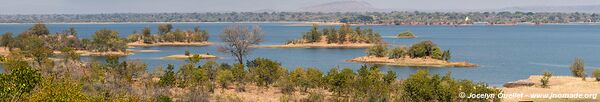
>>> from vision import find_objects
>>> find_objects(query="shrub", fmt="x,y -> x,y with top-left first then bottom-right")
247,58 -> 287,87
397,31 -> 414,38
570,57 -> 586,78
593,69 -> 600,81
184,49 -> 190,56
387,47 -> 407,59
216,69 -> 234,90
158,64 -> 176,87
541,71 -> 552,88
401,70 -> 501,102
366,44 -> 387,57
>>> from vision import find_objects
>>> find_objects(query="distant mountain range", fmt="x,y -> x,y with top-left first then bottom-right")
255,0 -> 600,13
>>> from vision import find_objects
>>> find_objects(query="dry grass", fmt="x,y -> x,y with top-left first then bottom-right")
502,76 -> 600,102
347,56 -> 478,67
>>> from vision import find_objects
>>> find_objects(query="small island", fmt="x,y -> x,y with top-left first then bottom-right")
161,54 -> 217,60
396,30 -> 416,38
0,23 -> 130,57
347,40 -> 478,67
258,24 -> 382,48
127,24 -> 211,47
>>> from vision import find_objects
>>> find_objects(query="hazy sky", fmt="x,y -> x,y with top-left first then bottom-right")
1,0 -> 600,14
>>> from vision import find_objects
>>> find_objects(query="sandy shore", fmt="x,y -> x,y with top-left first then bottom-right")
347,56 -> 478,67
127,42 -> 212,47
160,54 -> 217,60
256,43 -> 375,49
502,76 -> 600,102
127,49 -> 161,53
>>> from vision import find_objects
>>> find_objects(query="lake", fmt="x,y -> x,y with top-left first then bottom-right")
1,23 -> 600,86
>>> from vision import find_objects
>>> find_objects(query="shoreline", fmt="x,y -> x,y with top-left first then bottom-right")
127,42 -> 212,47
347,56 -> 478,67
502,75 -> 600,101
255,43 -> 375,48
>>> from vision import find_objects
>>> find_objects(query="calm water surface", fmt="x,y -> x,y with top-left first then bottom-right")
1,23 -> 600,86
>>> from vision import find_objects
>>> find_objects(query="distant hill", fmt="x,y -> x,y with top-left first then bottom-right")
295,1 -> 390,12
496,5 -> 600,13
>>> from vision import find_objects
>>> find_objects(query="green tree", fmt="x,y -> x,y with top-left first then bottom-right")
570,57 -> 586,79
387,47 -> 407,59
28,23 -> 50,36
326,67 -> 355,97
366,43 -> 387,57
28,75 -> 89,101
247,58 -> 286,88
91,29 -> 127,52
0,60 -> 42,101
158,23 -> 173,35
302,24 -> 321,43
0,32 -> 13,48
305,67 -> 323,91
593,69 -> 600,81
217,69 -> 234,90
142,27 -> 152,43
231,64 -> 247,92
60,47 -> 80,62
159,64 -> 176,87
541,71 -> 552,88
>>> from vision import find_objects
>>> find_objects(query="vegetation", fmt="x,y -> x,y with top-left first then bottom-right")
401,70 -> 501,101
127,24 -> 209,44
288,24 -> 382,44
593,69 -> 600,81
218,25 -> 264,64
541,71 -> 552,88
397,30 -> 415,38
570,57 -> 586,79
366,43 -> 387,57
366,40 -> 451,61
0,23 -> 127,54
2,12 -> 600,25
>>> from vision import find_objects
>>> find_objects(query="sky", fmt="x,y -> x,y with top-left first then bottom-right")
1,0 -> 600,14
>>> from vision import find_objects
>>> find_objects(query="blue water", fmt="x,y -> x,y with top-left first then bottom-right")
1,23 -> 600,86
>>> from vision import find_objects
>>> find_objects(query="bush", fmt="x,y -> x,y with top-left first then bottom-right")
366,44 -> 387,57
408,40 -> 437,58
184,49 -> 190,56
397,31 -> 414,37
541,71 -> 552,88
593,69 -> 600,81
401,70 -> 500,102
247,58 -> 287,87
570,57 -> 586,78
387,47 -> 407,59
158,64 -> 176,87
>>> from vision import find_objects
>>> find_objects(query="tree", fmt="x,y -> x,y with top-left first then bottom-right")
30,45 -> 53,67
219,25 -> 264,64
570,57 -> 585,79
328,68 -> 355,97
366,43 -> 387,57
387,47 -> 407,59
28,23 -> 49,36
158,24 -> 173,35
541,71 -> 552,88
158,64 -> 176,87
305,67 -> 323,91
302,24 -> 321,43
247,58 -> 286,87
142,27 -> 152,43
593,69 -> 600,81
60,47 -> 80,62
231,64 -> 247,92
216,69 -> 234,90
27,75 -> 89,101
91,29 -> 127,52
0,32 -> 13,48
0,60 -> 42,101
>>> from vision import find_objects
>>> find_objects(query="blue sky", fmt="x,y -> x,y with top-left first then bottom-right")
1,0 -> 600,14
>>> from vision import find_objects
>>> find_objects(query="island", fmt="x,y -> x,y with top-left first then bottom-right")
160,54 -> 217,60
396,30 -> 416,38
0,23 -> 130,56
347,40 -> 478,67
257,24 -> 382,48
127,24 -> 211,47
